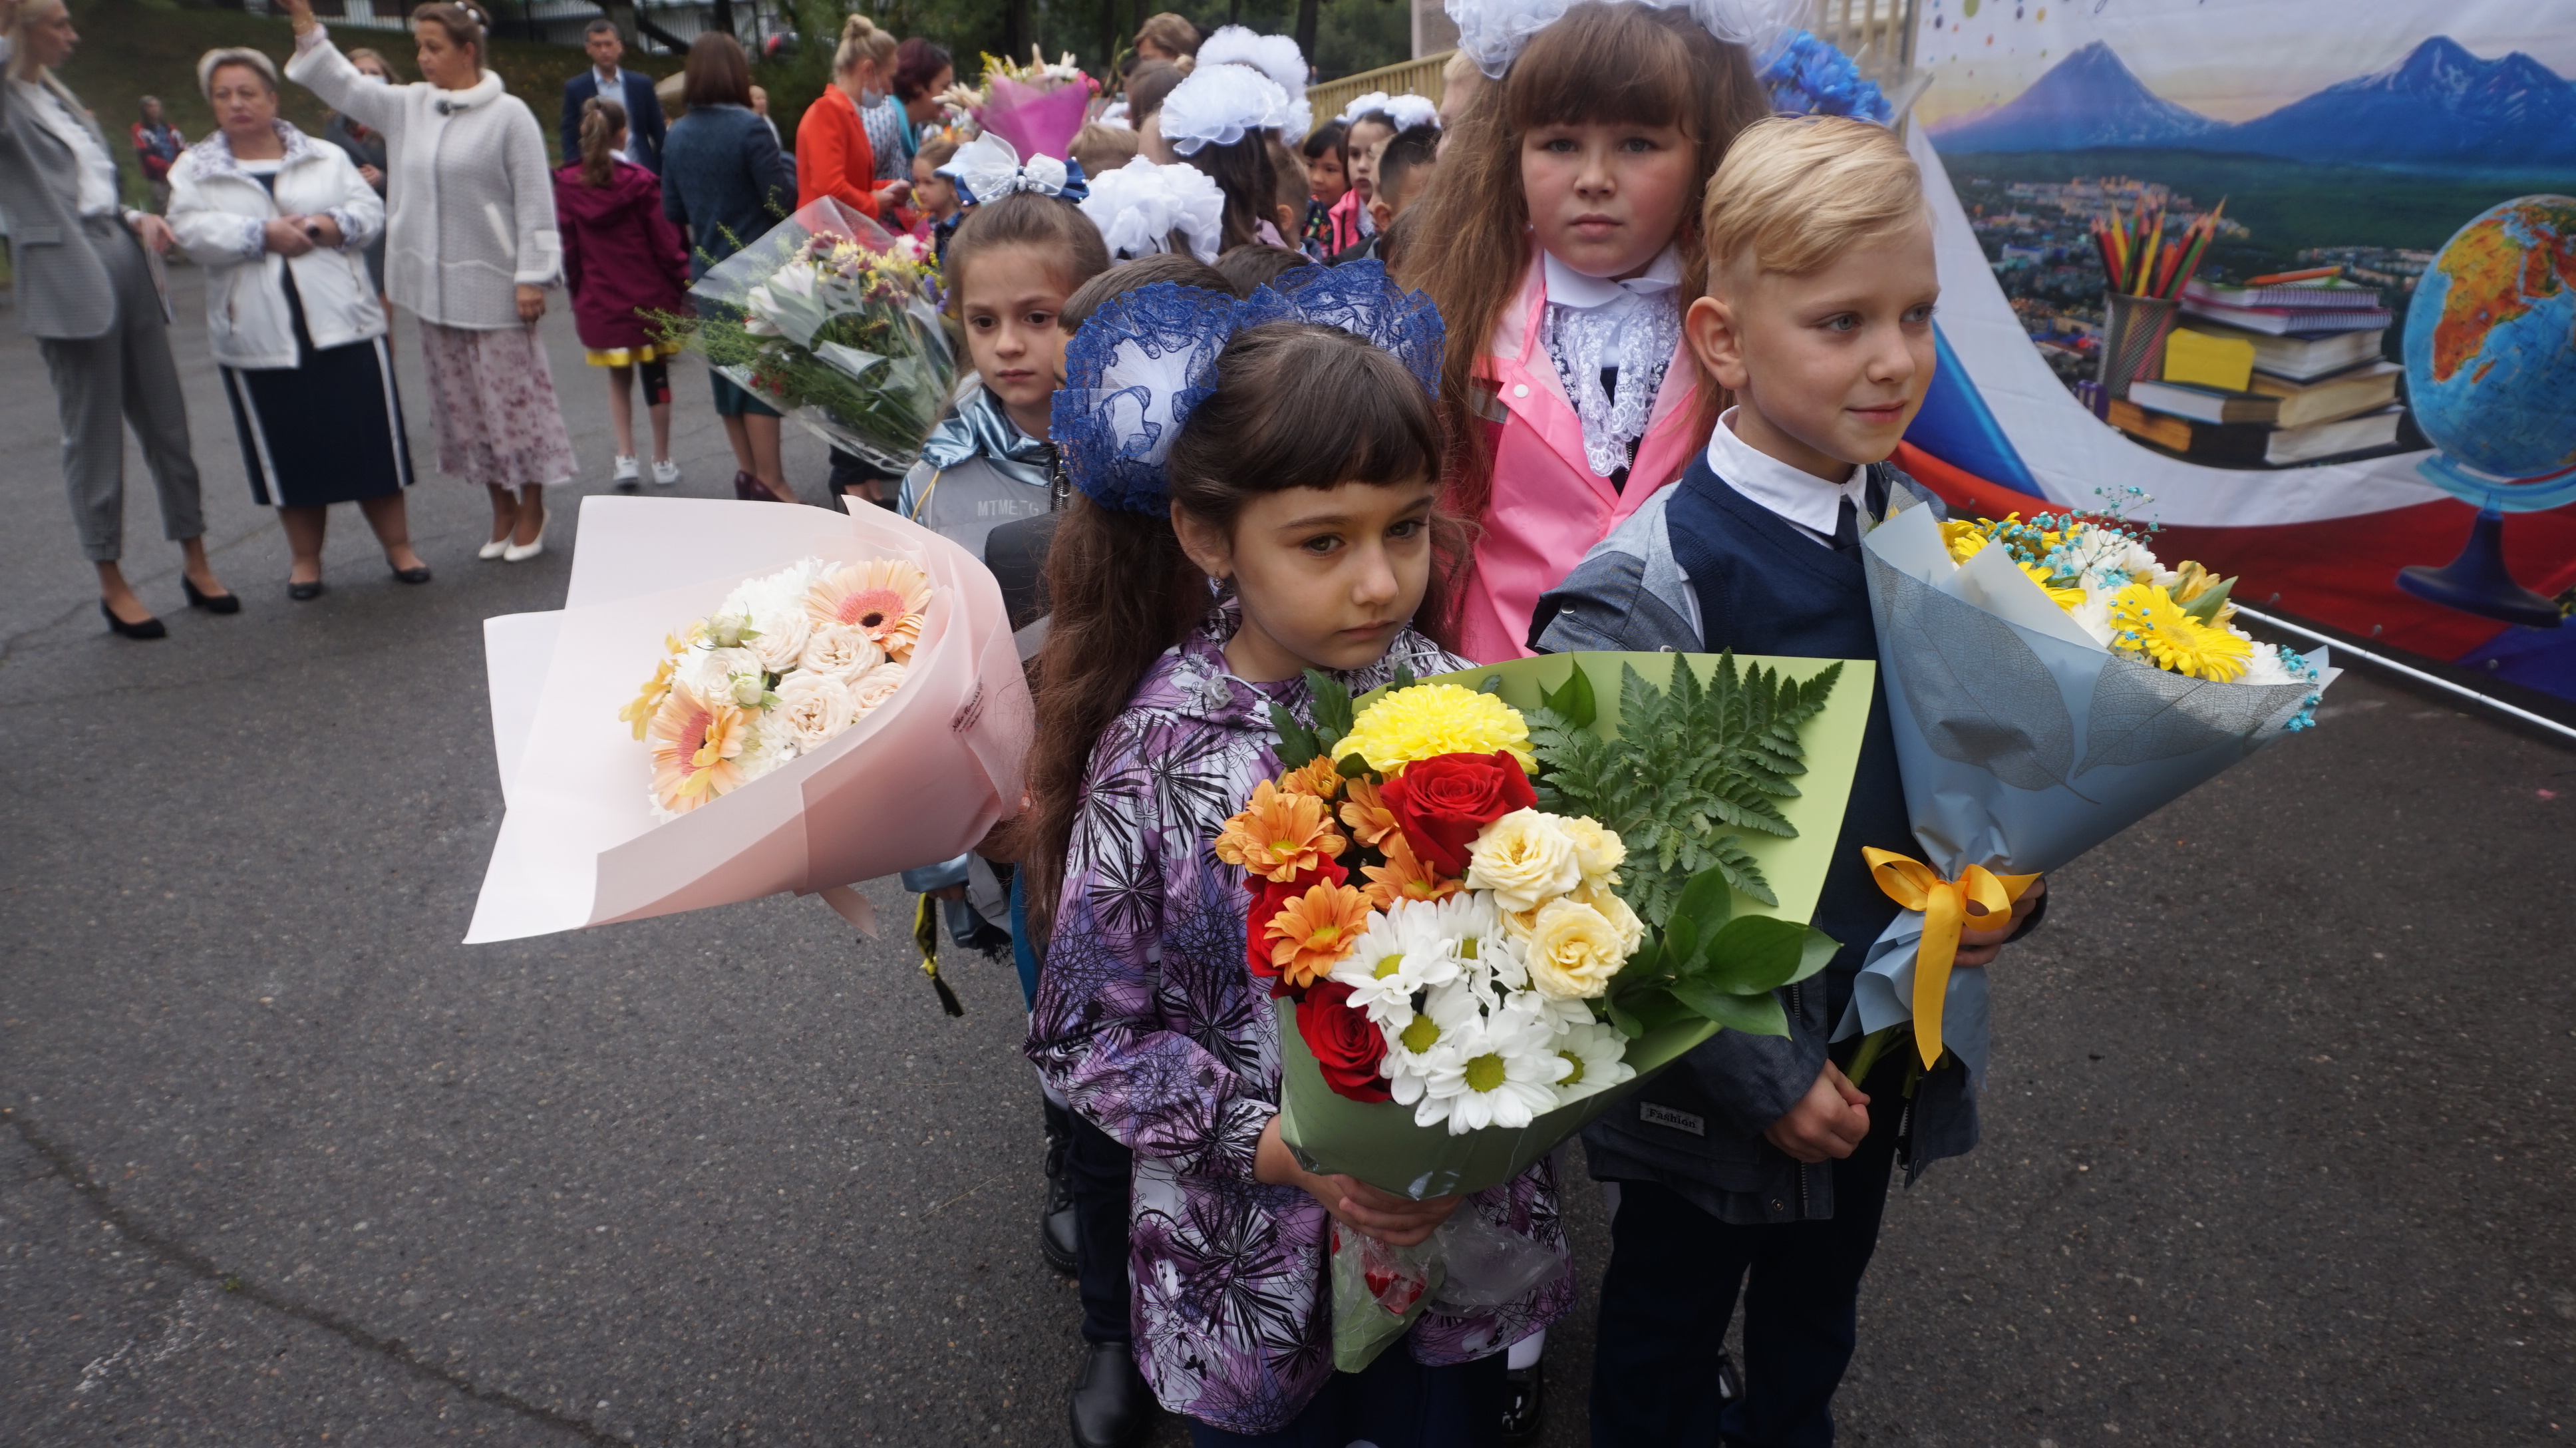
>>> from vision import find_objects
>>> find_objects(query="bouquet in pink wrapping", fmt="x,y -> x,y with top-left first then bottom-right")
464,495 -> 1032,946
971,49 -> 1098,162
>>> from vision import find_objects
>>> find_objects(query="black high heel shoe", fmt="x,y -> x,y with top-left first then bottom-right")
289,579 -> 325,602
182,576 -> 240,615
101,600 -> 167,639
391,562 -> 433,585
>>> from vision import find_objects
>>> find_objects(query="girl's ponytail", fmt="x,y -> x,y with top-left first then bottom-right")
577,95 -> 627,188
1022,497 -> 1209,936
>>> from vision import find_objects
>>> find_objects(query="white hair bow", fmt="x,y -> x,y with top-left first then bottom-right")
1156,63 -> 1297,154
935,132 -> 1085,208
1446,0 -> 1805,79
1197,27 -> 1315,136
1077,161 -> 1226,262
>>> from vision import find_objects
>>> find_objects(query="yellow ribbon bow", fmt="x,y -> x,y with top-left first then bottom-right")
1861,848 -> 2040,1069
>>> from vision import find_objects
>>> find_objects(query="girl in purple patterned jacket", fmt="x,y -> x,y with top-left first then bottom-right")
1022,267 -> 1572,1447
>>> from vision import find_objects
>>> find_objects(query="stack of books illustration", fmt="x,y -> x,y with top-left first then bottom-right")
2106,269 -> 2407,467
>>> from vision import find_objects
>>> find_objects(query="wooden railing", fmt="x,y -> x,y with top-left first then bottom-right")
1307,51 -> 1453,132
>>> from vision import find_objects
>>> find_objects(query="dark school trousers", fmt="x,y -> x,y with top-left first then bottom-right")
1188,1345 -> 1507,1448
1013,874 -> 1136,1347
1589,1081 -> 1903,1448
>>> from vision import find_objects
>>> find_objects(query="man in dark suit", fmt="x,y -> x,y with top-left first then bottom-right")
558,19 -> 665,172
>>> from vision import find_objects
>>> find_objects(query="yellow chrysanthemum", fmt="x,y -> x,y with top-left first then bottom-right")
2108,583 -> 2252,681
1335,683 -> 1535,776
647,682 -> 752,812
2017,561 -> 2086,612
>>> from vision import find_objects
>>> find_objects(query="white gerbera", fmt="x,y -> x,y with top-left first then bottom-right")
1549,1019 -> 1636,1103
1330,902 -> 1463,1030
1410,1007 -> 1567,1135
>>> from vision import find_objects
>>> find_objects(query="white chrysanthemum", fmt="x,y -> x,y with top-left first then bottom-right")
2237,640 -> 2315,688
800,623 -> 886,681
1464,809 -> 1583,913
770,669 -> 858,753
1549,1019 -> 1636,1103
1410,1007 -> 1567,1135
2066,591 -> 2119,648
1330,902 -> 1464,1029
1381,979 -> 1482,1106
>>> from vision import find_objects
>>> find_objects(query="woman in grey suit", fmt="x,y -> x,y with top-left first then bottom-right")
0,0 -> 236,637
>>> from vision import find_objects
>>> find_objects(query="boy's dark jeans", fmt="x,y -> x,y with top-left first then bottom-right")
1589,1076 -> 1903,1448
1068,1115 -> 1134,1344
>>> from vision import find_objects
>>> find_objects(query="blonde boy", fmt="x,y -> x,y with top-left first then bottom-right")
1539,116 -> 2044,1447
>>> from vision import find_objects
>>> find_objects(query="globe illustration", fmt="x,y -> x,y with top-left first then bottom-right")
2402,196 -> 2576,486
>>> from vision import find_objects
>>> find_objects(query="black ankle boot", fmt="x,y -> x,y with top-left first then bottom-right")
1067,1340 -> 1148,1448
1039,1099 -> 1078,1275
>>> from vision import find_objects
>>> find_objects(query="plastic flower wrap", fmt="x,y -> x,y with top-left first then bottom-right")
1247,653 -> 1872,1368
1756,29 -> 1894,122
679,197 -> 954,473
968,47 -> 1098,162
1837,492 -> 2339,1080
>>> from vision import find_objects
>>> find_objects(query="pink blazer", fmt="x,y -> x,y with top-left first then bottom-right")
1456,258 -> 1705,663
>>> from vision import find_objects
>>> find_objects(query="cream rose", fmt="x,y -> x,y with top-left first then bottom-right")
1571,881 -> 1645,956
1523,898 -> 1627,1000
1463,809 -> 1583,914
850,661 -> 909,713
770,670 -> 858,753
1560,816 -> 1626,886
800,624 -> 886,681
677,644 -> 760,700
746,603 -> 813,675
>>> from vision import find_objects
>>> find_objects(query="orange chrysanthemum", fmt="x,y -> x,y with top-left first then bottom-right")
1213,780 -> 1347,882
1360,832 -> 1461,910
1264,882 -> 1374,988
1278,755 -> 1345,801
648,682 -> 752,812
806,559 -> 933,661
1337,775 -> 1400,848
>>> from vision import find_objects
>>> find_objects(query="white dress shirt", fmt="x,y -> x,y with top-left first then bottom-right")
1704,406 -> 1869,548
11,74 -> 122,218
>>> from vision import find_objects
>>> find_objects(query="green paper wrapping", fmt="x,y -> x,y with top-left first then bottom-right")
1273,651 -> 1876,1200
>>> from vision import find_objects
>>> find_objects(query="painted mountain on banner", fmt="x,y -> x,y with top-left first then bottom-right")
1933,37 -> 2576,170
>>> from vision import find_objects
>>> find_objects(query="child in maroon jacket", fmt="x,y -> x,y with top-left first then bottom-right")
555,96 -> 690,490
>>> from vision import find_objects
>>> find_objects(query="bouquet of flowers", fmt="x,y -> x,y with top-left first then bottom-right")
621,556 -> 928,822
1230,651 -> 1876,1365
681,198 -> 953,474
466,496 -> 1033,952
971,47 -> 1098,162
1838,493 -> 2338,1080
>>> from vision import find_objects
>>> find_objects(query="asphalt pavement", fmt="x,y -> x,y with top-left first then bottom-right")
2,266 -> 2571,1448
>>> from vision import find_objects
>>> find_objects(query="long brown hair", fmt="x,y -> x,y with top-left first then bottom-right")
1023,321 -> 1456,936
1182,132 -> 1279,254
1396,2 -> 1768,543
577,95 -> 627,187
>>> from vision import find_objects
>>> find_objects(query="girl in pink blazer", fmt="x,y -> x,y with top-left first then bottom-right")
1401,1 -> 1770,662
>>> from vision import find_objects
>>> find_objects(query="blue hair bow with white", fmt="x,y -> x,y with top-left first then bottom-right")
1051,261 -> 1445,514
935,132 -> 1090,208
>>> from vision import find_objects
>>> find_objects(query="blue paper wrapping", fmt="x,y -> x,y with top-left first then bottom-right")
1834,501 -> 2337,1078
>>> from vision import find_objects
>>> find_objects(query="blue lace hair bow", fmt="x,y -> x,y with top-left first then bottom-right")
1050,261 -> 1444,515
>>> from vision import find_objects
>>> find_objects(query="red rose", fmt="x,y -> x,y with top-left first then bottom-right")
1247,857 -> 1348,996
1378,751 -> 1536,876
1296,980 -> 1392,1103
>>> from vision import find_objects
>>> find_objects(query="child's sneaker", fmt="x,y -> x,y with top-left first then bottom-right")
651,458 -> 682,488
612,454 -> 641,492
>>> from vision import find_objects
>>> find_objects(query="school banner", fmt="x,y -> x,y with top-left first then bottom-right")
1893,0 -> 2576,705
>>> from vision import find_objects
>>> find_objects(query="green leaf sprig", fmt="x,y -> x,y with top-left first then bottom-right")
1597,866 -> 1839,1039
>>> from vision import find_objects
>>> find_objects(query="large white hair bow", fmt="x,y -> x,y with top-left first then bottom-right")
1197,26 -> 1315,136
1156,62 -> 1297,154
1446,0 -> 1805,79
1076,161 -> 1226,263
934,132 -> 1086,208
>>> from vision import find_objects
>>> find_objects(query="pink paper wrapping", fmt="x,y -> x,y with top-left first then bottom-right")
980,77 -> 1091,166
465,495 -> 1033,945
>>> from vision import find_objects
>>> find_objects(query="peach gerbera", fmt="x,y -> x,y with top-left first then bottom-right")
1213,780 -> 1347,882
647,682 -> 752,812
806,559 -> 933,661
1264,882 -> 1374,988
1361,832 -> 1461,910
1337,775 -> 1400,848
1278,754 -> 1345,801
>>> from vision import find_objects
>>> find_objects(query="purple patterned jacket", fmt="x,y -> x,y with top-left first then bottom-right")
1026,612 -> 1573,1435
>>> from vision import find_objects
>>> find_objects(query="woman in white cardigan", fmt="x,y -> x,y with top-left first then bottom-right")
171,48 -> 426,600
279,0 -> 577,562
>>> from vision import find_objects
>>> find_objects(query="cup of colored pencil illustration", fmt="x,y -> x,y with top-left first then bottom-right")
2092,201 -> 2223,399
